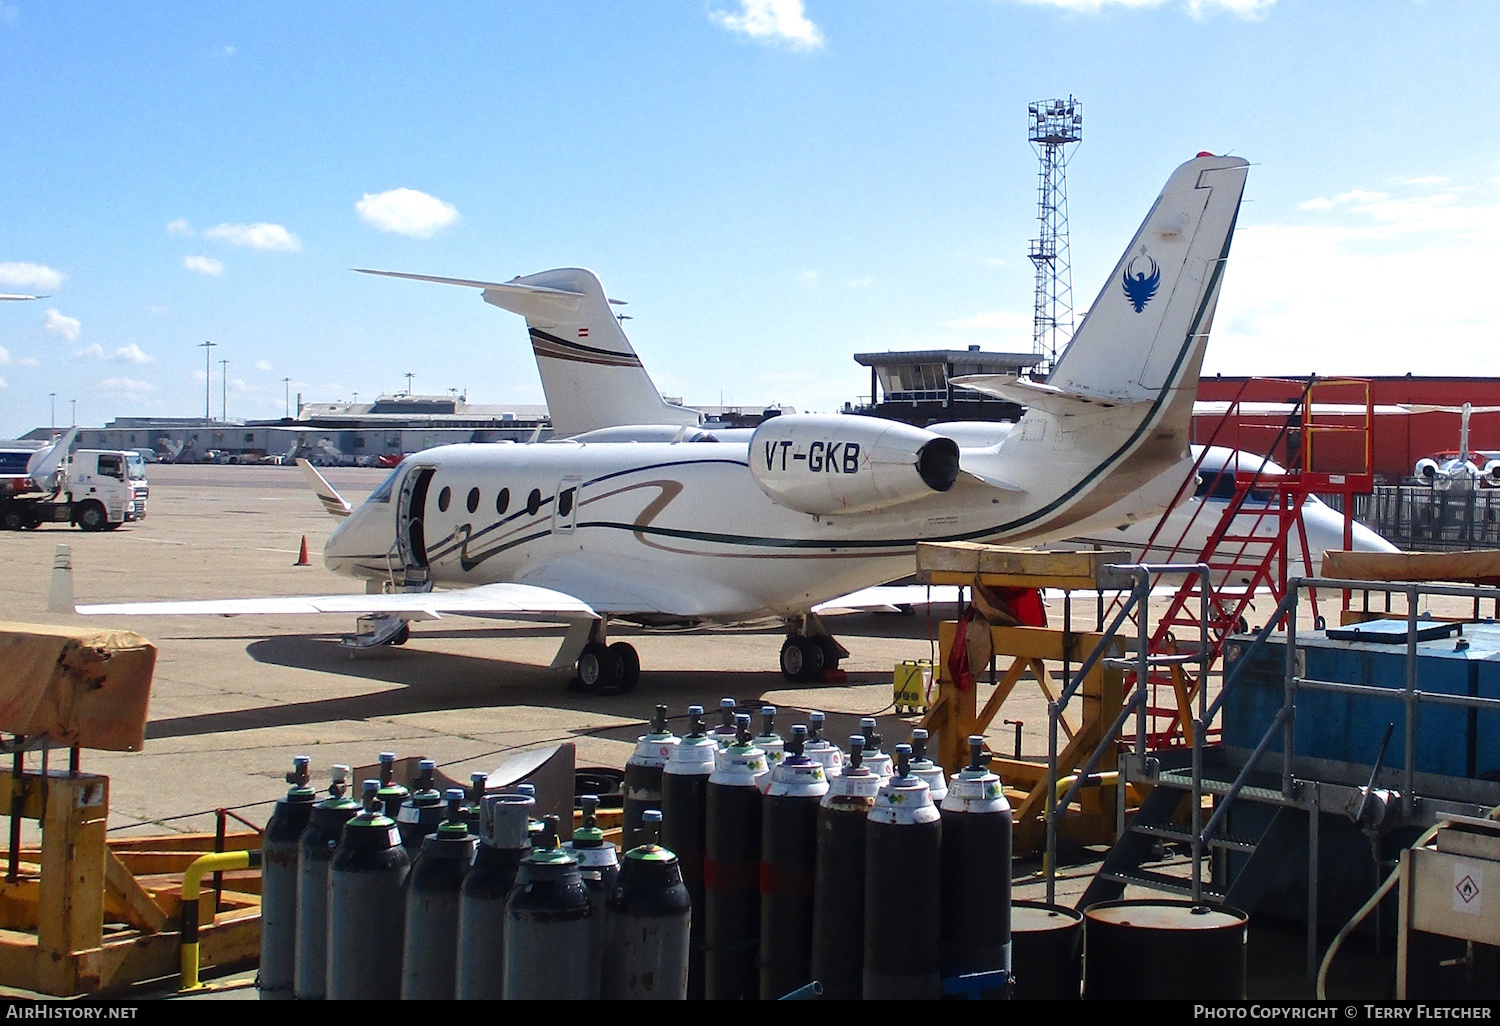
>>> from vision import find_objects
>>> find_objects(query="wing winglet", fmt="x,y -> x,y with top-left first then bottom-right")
296,458 -> 352,518
951,374 -> 1151,415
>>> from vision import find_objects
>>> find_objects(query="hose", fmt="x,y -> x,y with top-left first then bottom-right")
1315,801 -> 1500,999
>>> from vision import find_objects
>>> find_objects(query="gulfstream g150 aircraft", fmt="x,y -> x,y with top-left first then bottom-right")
74,154 -> 1249,693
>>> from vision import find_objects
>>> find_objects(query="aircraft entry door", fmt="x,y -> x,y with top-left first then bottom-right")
396,466 -> 436,570
553,476 -> 581,535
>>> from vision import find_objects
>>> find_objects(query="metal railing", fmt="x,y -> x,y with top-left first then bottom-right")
1046,570 -> 1500,904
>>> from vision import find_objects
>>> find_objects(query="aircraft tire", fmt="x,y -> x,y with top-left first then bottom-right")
577,642 -> 625,694
779,637 -> 825,683
813,635 -> 841,671
606,642 -> 640,695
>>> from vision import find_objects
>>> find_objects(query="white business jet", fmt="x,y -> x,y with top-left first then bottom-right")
74,154 -> 1249,693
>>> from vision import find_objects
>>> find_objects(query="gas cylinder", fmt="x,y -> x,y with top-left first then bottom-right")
460,771 -> 488,836
753,706 -> 785,784
565,794 -> 620,991
940,734 -> 1012,997
710,697 -> 739,748
622,704 -> 680,851
258,755 -> 315,1000
864,744 -> 942,1000
504,816 -> 597,999
396,758 -> 444,851
811,736 -> 881,1001
401,789 -> 478,1000
376,751 -> 410,819
910,728 -> 948,803
759,724 -> 829,1000
602,809 -> 693,1000
457,792 -> 534,1000
805,711 -> 844,781
704,713 -> 768,1001
516,782 -> 545,846
328,780 -> 412,1000
293,764 -> 358,1001
661,705 -> 716,1000
859,717 -> 893,779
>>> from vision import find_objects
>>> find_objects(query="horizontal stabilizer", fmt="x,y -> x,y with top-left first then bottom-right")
951,374 -> 1150,416
296,458 -> 352,518
74,580 -> 598,623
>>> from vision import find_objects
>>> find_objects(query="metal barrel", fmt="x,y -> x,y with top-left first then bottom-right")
811,736 -> 879,1002
859,717 -> 893,779
939,735 -> 1011,997
1010,901 -> 1083,1000
910,727 -> 948,803
661,705 -> 716,1000
504,816 -> 597,1000
758,725 -> 829,1000
400,790 -> 477,1000
457,792 -> 534,1000
622,705 -> 680,851
564,794 -> 620,992
704,714 -> 768,1000
376,750 -> 410,820
259,755 -> 316,1000
602,809 -> 692,1000
805,711 -> 844,781
1082,900 -> 1249,1001
396,757 -> 444,852
863,745 -> 942,1000
753,705 -> 786,787
328,780 -> 413,1000
293,765 -> 358,1001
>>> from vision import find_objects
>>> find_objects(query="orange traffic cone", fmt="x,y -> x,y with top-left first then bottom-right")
295,536 -> 310,566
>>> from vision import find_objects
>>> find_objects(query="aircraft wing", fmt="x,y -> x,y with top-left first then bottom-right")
74,581 -> 598,623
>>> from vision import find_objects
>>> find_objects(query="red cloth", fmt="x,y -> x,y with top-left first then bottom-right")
947,607 -> 976,692
995,586 -> 1047,628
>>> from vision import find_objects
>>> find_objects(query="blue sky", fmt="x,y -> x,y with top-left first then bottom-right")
3,0 -> 1499,436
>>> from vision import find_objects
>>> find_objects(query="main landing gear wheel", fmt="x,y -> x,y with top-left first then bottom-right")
574,641 -> 641,695
779,636 -> 826,684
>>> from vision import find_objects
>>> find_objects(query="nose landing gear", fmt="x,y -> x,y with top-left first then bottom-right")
779,614 -> 846,683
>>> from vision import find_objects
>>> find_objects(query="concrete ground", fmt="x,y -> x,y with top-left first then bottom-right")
0,463 -> 1426,1000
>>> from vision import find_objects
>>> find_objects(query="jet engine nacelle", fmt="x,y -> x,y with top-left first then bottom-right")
1483,460 -> 1500,488
748,414 -> 960,516
1415,458 -> 1440,483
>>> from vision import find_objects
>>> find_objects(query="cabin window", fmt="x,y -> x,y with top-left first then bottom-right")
526,489 -> 542,516
467,487 -> 480,514
97,454 -> 124,480
437,486 -> 452,512
496,488 -> 510,515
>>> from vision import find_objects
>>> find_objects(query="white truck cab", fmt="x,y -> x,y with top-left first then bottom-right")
62,450 -> 147,529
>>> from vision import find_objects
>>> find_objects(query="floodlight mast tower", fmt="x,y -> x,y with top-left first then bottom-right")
1028,97 -> 1083,375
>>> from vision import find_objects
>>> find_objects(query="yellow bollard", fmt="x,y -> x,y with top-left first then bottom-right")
179,850 -> 261,991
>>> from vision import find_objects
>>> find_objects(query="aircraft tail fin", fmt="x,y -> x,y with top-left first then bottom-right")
1047,155 -> 1249,423
28,427 -> 78,485
296,458 -> 352,518
356,267 -> 701,438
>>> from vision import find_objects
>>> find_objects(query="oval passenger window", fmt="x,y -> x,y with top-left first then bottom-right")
526,489 -> 542,516
496,488 -> 510,515
467,487 -> 480,514
437,486 -> 451,512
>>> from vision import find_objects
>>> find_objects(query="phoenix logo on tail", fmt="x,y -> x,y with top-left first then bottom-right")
1122,252 -> 1161,312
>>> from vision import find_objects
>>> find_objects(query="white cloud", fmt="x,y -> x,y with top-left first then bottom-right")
0,3 -> 16,25
848,277 -> 874,288
148,305 -> 169,316
222,44 -> 236,56
204,222 -> 302,251
255,359 -> 273,372
43,308 -> 81,341
711,0 -> 824,49
1015,0 -> 1273,16
0,262 -> 64,292
73,343 -> 106,361
799,270 -> 820,287
184,255 -> 224,276
0,377 -> 6,388
166,219 -> 193,237
14,356 -> 39,367
114,343 -> 153,365
0,346 -> 8,365
97,377 -> 156,396
1209,176 -> 1500,378
355,188 -> 459,238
